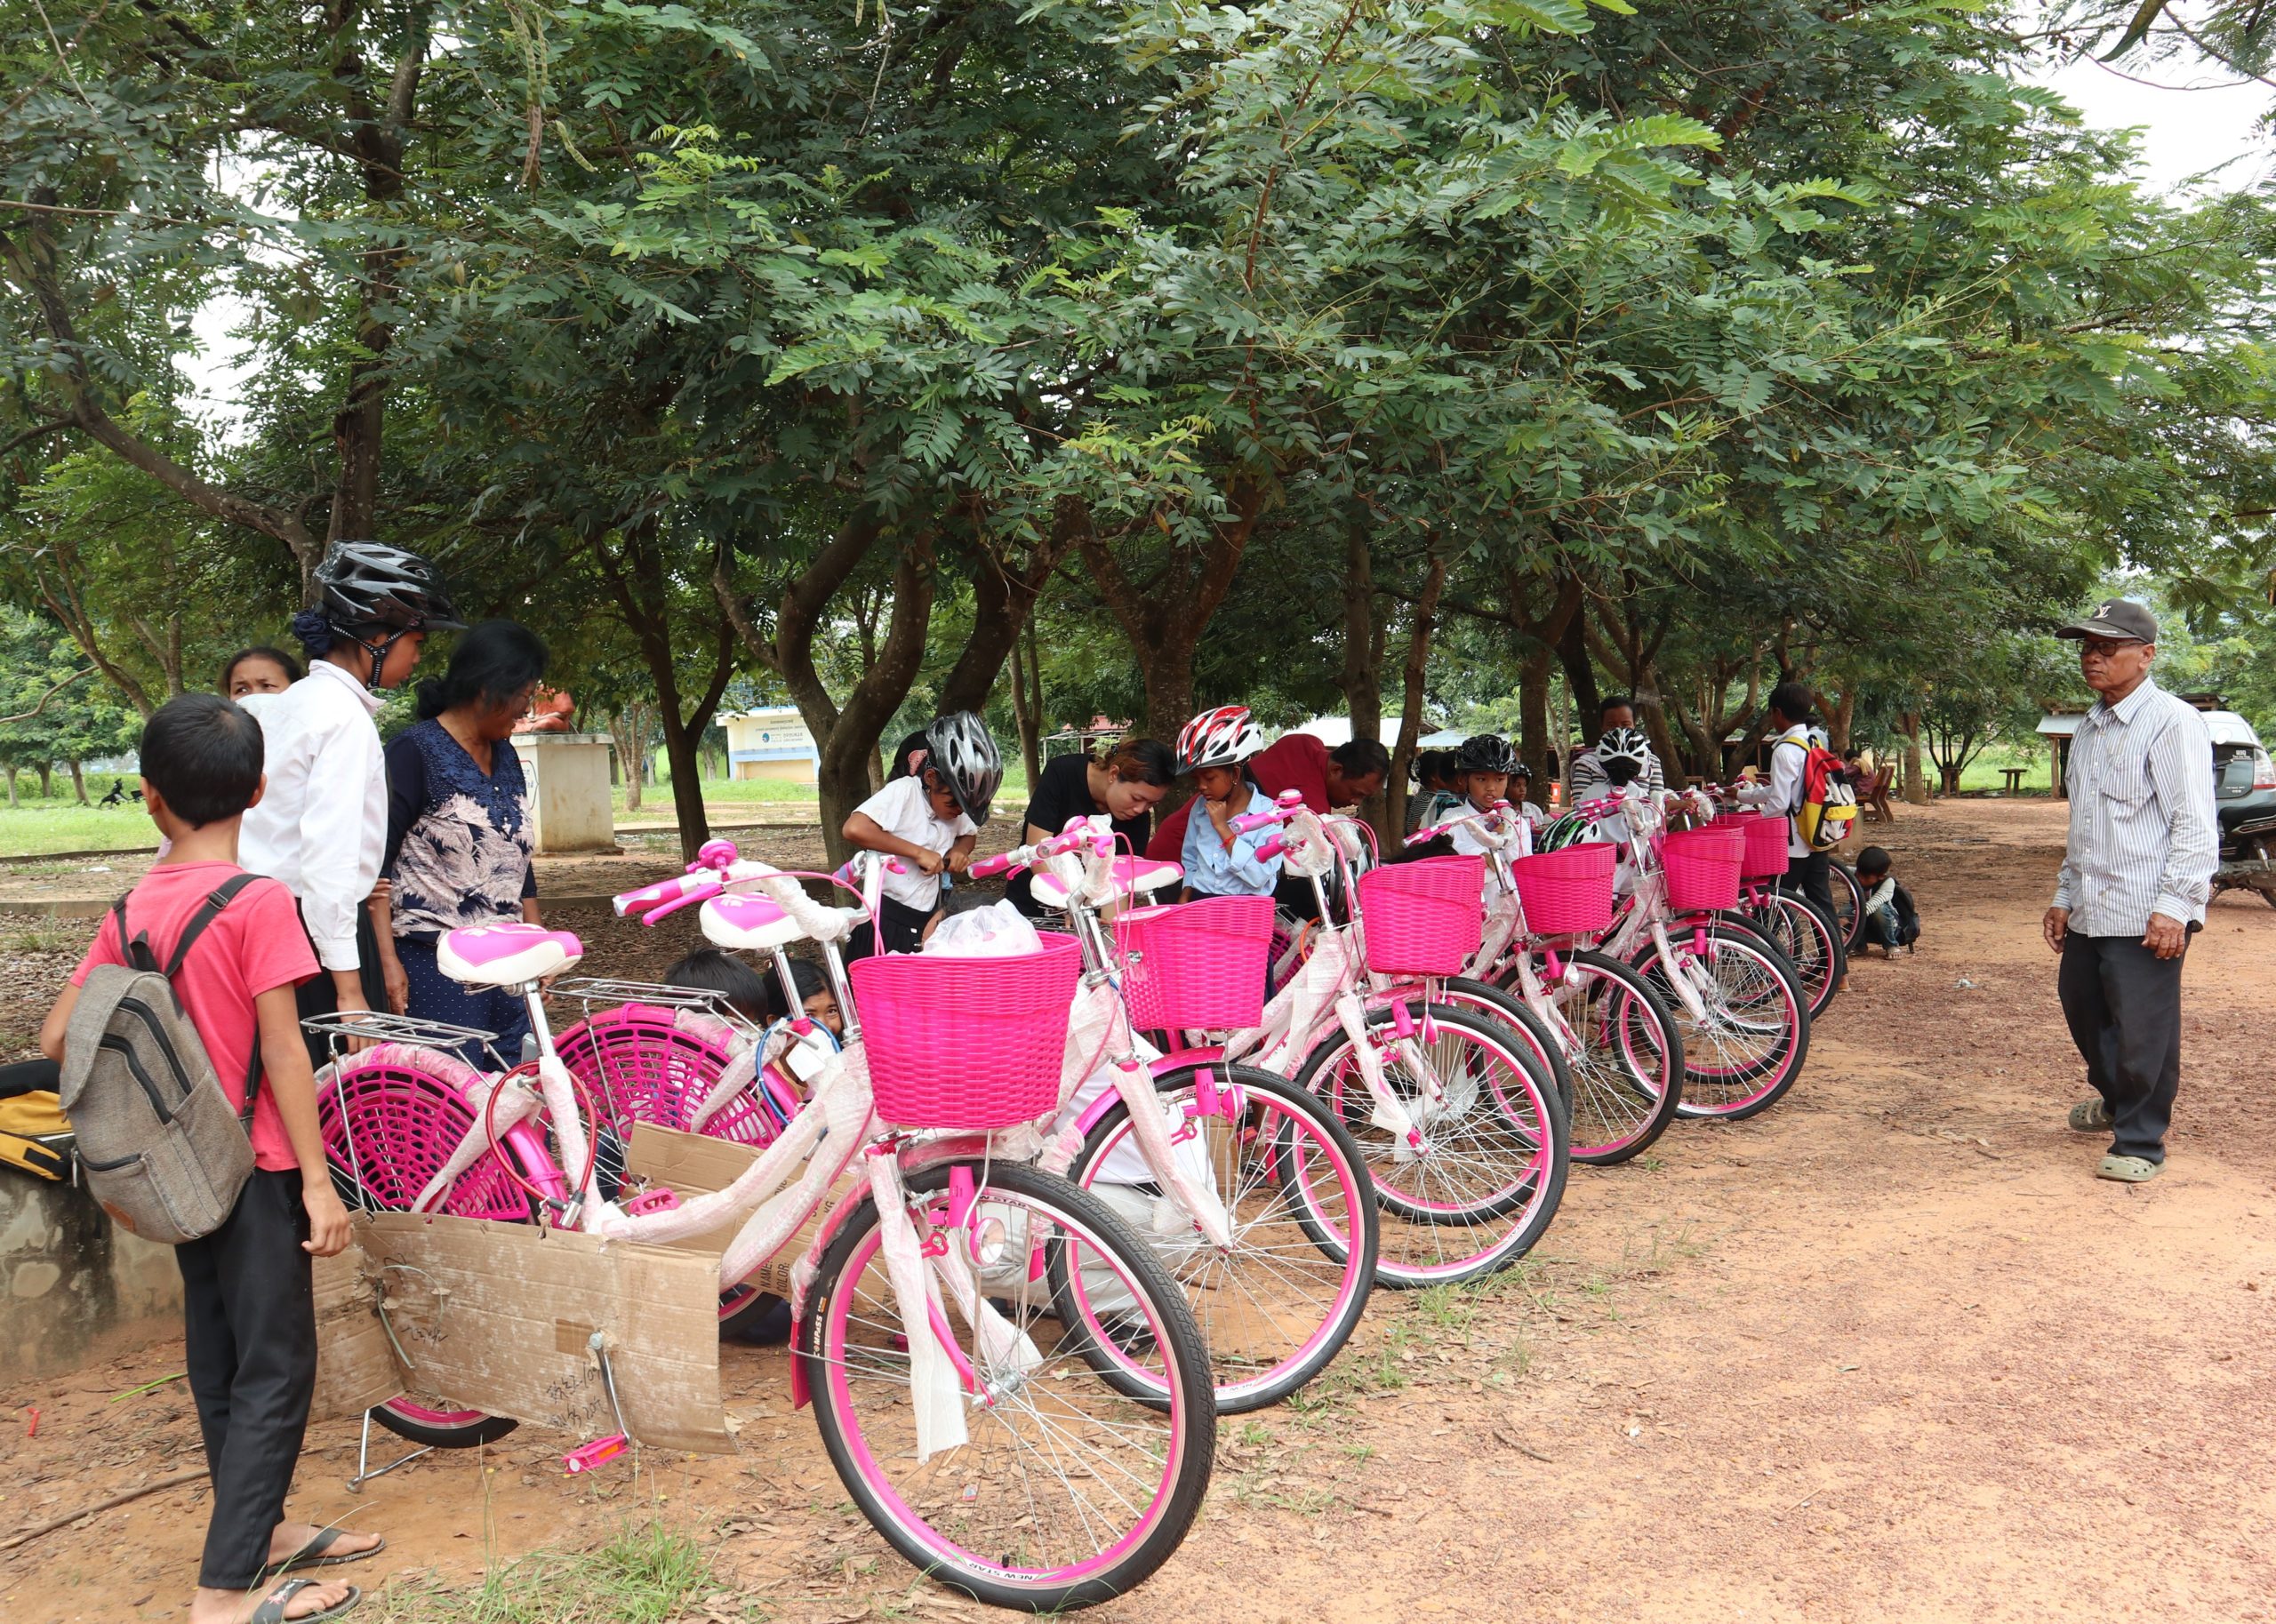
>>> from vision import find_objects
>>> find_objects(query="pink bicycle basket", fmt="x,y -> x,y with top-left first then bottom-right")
1719,809 -> 1792,882
1509,843 -> 1616,935
1661,825 -> 1746,913
1357,855 -> 1484,976
1116,895 -> 1273,1030
851,932 -> 1083,1130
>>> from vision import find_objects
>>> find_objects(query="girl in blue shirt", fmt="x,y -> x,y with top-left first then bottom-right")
1174,705 -> 1286,901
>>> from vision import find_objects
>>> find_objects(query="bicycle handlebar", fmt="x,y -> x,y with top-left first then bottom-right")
1229,788 -> 1306,834
967,817 -> 1115,879
1405,798 -> 1516,847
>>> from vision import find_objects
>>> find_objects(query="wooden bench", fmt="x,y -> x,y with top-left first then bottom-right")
1999,767 -> 2024,794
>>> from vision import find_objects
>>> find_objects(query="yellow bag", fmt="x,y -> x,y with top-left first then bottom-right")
0,1089 -> 74,1180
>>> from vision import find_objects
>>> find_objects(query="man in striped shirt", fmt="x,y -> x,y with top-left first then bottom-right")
2043,599 -> 2216,1184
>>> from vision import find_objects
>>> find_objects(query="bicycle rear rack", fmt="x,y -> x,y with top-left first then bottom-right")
548,978 -> 765,1043
302,1009 -> 508,1068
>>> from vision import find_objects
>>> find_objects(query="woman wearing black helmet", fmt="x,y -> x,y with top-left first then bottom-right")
239,541 -> 463,1058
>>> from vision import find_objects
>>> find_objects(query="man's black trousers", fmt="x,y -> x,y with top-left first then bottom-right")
2058,932 -> 2185,1164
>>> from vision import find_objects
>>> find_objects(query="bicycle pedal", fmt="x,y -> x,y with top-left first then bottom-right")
563,1434 -> 629,1475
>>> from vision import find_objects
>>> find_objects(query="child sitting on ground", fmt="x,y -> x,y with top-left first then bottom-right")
39,694 -> 373,1624
840,711 -> 1001,956
1855,846 -> 1919,956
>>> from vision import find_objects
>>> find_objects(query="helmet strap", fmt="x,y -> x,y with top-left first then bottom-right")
340,625 -> 413,689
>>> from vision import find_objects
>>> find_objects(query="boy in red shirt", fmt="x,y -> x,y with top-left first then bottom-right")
41,693 -> 374,1624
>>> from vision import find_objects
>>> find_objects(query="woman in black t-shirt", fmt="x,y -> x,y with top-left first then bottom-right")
1008,738 -> 1175,916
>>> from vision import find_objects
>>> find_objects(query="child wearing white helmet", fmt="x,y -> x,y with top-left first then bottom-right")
1174,705 -> 1285,903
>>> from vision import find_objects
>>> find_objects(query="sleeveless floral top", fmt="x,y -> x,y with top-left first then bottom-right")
382,719 -> 535,939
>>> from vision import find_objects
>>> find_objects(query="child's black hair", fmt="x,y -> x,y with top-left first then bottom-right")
765,958 -> 831,1023
140,693 -> 264,828
1856,845 -> 1892,876
663,948 -> 770,1022
218,645 -> 303,693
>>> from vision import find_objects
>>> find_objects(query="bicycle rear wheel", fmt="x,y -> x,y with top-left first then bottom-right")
1631,928 -> 1810,1119
1067,1062 -> 1377,1412
1527,949 -> 1684,1164
318,1044 -> 559,1449
801,1161 -> 1214,1612
1740,889 -> 1845,1017
1368,975 -> 1573,1111
1293,1004 -> 1569,1287
1829,858 -> 1866,950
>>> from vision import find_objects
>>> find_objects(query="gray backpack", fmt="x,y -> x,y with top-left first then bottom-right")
57,876 -> 266,1244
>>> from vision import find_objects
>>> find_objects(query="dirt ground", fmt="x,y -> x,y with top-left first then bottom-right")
5,798 -> 2273,1623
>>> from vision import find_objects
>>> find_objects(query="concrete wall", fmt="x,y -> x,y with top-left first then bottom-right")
509,734 -> 618,853
2,1173 -> 180,1378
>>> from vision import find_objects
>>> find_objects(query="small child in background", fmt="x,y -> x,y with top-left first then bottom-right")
666,948 -> 845,1037
1174,706 -> 1285,902
840,711 -> 1002,956
1505,762 -> 1546,829
1406,749 -> 1462,835
1855,846 -> 1919,956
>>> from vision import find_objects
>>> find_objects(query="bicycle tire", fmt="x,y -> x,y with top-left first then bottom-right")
1829,858 -> 1866,950
1631,927 -> 1810,1119
1067,1062 -> 1378,1412
1367,975 -> 1573,1112
1292,1003 -> 1569,1288
1742,890 -> 1845,1018
801,1161 -> 1214,1612
1525,948 -> 1685,1164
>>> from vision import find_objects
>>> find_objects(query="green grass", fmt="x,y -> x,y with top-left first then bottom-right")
364,1520 -> 723,1624
0,764 -> 1040,858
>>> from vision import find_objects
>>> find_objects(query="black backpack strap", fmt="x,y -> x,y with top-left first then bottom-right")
163,873 -> 264,979
111,891 -> 162,972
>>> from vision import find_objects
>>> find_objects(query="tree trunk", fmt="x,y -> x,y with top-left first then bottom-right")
1007,624 -> 1042,789
1340,520 -> 1389,836
68,759 -> 85,805
1503,569 -> 1584,791
1938,759 -> 1964,795
35,762 -> 52,800
934,504 -> 1086,717
590,526 -> 736,860
813,545 -> 937,865
1899,712 -> 1929,804
1384,552 -> 1446,840
4,768 -> 16,809
606,706 -> 645,813
1078,482 -> 1263,740
1555,611 -> 1599,728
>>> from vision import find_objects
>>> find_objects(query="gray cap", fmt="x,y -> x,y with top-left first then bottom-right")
2055,599 -> 2156,644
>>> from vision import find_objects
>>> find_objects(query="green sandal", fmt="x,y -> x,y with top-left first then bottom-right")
2097,1154 -> 2160,1183
2067,1099 -> 2112,1133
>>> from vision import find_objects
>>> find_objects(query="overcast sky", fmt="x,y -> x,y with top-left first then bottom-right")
180,52 -> 2276,430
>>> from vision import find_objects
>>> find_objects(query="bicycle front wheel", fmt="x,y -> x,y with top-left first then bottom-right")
1739,889 -> 1845,1018
1294,1004 -> 1569,1288
1829,858 -> 1866,950
800,1162 -> 1214,1612
1067,1061 -> 1378,1412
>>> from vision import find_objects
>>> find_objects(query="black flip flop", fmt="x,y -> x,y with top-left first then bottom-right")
262,1528 -> 386,1581
249,1579 -> 361,1624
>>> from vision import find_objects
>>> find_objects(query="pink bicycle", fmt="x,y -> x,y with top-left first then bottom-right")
311,852 -> 1215,1612
1403,799 -> 1686,1164
1171,799 -> 1570,1286
968,821 -> 1380,1412
1535,785 -> 1812,1119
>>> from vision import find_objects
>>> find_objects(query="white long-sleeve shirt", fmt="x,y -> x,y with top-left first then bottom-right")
2053,676 -> 2216,933
237,660 -> 387,972
1735,724 -> 1812,858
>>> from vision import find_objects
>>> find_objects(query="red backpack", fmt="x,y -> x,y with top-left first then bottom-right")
1780,738 -> 1859,851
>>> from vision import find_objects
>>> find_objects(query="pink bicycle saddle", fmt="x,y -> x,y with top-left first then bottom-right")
436,921 -> 586,987
701,892 -> 805,953
1030,856 -> 1182,911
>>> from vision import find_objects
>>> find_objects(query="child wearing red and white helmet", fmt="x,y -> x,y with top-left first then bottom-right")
1174,705 -> 1285,903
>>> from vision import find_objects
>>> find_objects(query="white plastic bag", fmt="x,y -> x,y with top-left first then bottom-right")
924,900 -> 1044,958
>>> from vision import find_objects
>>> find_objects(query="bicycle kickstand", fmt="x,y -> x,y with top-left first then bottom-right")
563,1331 -> 634,1475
